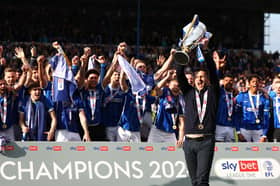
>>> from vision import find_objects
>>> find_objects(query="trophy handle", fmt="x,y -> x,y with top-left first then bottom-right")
180,14 -> 198,48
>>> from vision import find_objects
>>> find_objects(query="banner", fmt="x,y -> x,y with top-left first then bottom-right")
0,142 -> 279,186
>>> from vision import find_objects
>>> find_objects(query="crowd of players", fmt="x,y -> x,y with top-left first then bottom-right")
0,41 -> 279,143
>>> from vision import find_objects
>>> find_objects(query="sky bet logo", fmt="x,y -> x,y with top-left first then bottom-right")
222,160 -> 258,172
239,161 -> 259,172
215,158 -> 280,180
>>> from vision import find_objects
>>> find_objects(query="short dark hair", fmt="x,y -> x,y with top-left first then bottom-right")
224,73 -> 233,79
193,67 -> 209,78
247,74 -> 260,82
28,82 -> 41,91
85,68 -> 100,78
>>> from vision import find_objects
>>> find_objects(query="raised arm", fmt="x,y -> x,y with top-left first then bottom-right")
75,54 -> 88,88
30,46 -> 37,66
154,49 -> 176,81
153,70 -> 173,96
14,47 -> 31,90
37,55 -> 48,88
205,50 -> 220,95
94,55 -> 107,84
120,69 -> 128,92
15,47 -> 29,65
176,64 -> 192,95
102,53 -> 118,88
52,41 -> 72,67
14,64 -> 29,91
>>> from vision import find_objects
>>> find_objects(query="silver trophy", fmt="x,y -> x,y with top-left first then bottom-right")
174,14 -> 211,65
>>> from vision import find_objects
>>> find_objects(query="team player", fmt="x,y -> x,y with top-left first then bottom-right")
50,42 -> 91,142
270,75 -> 280,142
102,55 -> 125,141
117,68 -> 155,142
0,79 -> 19,141
148,70 -> 185,146
215,74 -> 238,142
80,68 -> 106,141
176,40 -> 220,186
235,74 -> 270,142
19,82 -> 56,141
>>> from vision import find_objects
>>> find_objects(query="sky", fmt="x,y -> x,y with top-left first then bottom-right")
264,13 -> 280,53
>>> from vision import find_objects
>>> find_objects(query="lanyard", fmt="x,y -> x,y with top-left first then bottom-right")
0,96 -> 7,124
275,96 -> 280,123
135,94 -> 146,124
195,90 -> 208,123
225,91 -> 233,117
248,91 -> 260,120
89,90 -> 97,121
171,96 -> 180,130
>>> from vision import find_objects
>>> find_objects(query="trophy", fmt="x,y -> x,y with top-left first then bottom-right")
174,14 -> 211,65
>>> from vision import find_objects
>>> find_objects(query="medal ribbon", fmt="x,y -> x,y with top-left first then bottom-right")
135,94 -> 146,124
248,91 -> 260,120
195,90 -> 208,123
275,96 -> 280,124
225,91 -> 233,118
89,90 -> 97,121
0,96 -> 7,124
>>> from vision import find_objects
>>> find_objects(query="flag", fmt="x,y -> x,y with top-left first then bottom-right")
50,54 -> 77,102
117,55 -> 146,95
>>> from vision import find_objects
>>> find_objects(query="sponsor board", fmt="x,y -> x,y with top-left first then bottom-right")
215,158 -> 280,179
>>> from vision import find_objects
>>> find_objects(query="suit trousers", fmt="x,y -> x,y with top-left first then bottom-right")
183,135 -> 215,186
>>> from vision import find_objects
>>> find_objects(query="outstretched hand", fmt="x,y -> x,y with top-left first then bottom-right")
14,47 -> 25,59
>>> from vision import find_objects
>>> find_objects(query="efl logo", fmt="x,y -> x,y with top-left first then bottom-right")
239,160 -> 259,172
272,146 -> 279,151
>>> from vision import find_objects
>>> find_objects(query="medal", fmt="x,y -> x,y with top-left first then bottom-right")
198,123 -> 204,130
195,90 -> 208,130
172,125 -> 177,130
248,91 -> 260,125
225,91 -> 233,122
2,124 -> 7,129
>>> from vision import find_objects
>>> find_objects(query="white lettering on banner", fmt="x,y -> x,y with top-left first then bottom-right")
149,161 -> 187,179
0,161 -> 16,180
0,160 -> 187,180
74,161 -> 87,180
35,162 -> 52,180
53,162 -> 72,180
215,158 -> 280,180
131,161 -> 143,179
114,161 -> 131,179
18,161 -> 34,180
94,161 -> 113,179
88,161 -> 93,179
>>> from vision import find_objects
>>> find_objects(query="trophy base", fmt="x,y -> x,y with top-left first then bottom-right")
174,51 -> 190,66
